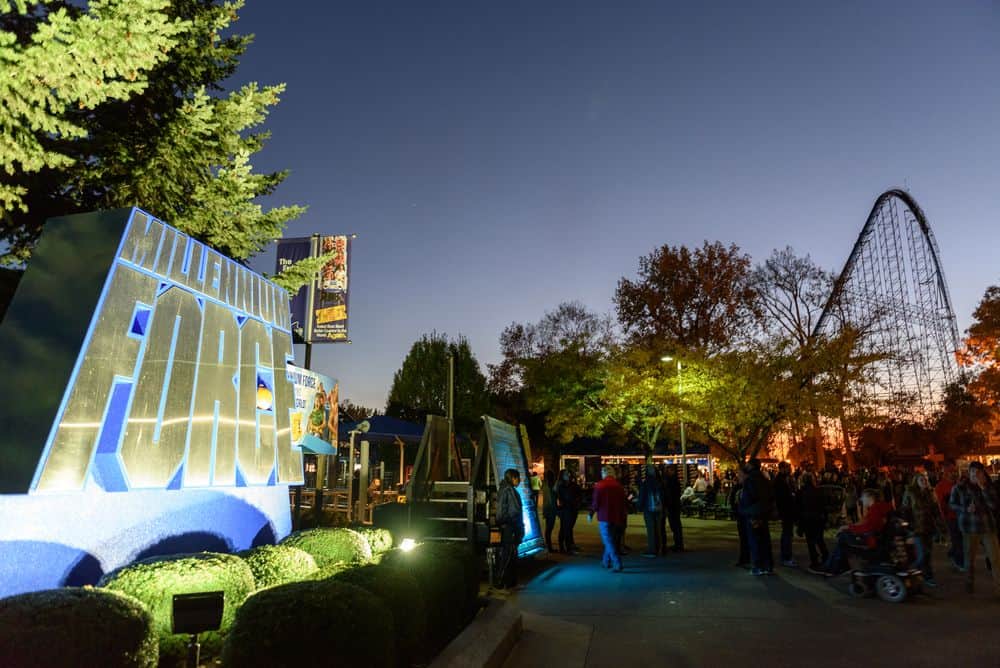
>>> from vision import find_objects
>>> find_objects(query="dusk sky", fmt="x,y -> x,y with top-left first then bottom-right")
235,1 -> 999,411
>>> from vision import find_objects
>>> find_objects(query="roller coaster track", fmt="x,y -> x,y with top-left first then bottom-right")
813,189 -> 961,421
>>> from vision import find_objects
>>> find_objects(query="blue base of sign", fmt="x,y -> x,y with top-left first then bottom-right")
0,486 -> 291,598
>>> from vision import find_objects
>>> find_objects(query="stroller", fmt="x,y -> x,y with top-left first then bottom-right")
846,512 -> 923,603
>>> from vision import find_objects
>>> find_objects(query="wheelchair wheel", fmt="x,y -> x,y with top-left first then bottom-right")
875,574 -> 907,603
848,581 -> 868,598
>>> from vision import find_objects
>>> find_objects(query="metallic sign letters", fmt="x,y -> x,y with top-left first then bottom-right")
32,210 -> 303,493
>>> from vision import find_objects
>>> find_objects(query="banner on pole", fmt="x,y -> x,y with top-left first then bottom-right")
312,235 -> 350,343
275,235 -> 351,343
275,237 -> 312,341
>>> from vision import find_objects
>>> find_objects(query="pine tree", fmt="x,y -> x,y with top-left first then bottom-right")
1,1 -> 312,289
0,0 -> 184,227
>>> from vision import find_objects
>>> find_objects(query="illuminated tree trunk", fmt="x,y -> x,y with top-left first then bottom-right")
810,407 -> 826,470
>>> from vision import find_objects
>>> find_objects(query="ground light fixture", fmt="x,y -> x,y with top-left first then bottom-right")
172,591 -> 224,668
399,538 -> 417,552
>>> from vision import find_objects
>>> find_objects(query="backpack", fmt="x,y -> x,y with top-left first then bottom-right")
650,488 -> 663,513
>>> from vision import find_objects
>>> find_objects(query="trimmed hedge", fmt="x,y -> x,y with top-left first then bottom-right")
279,528 -> 372,567
222,580 -> 394,668
356,527 -> 394,555
331,564 -> 427,665
309,560 -> 352,580
0,587 -> 157,668
413,542 -> 480,621
380,545 -> 465,655
99,552 -> 255,667
241,544 -> 318,589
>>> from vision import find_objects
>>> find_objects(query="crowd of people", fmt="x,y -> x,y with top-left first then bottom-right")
728,458 -> 1000,594
495,456 -> 1000,597
497,459 -> 1000,594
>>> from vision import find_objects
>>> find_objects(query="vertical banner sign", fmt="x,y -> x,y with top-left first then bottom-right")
286,364 -> 339,453
312,235 -> 350,342
275,238 -> 312,340
483,416 -> 545,558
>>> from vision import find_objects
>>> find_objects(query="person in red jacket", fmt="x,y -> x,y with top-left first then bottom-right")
590,465 -> 627,572
817,489 -> 893,576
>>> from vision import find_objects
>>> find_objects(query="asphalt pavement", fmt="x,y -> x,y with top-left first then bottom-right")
501,514 -> 999,668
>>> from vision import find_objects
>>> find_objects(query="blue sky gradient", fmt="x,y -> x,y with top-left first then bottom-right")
235,1 -> 999,410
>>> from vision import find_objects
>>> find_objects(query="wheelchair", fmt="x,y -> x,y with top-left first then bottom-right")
846,514 -> 923,603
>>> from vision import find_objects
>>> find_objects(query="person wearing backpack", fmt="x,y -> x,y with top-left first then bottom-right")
740,458 -> 775,575
638,464 -> 665,558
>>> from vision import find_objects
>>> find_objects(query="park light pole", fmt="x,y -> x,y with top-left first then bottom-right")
661,356 -> 688,487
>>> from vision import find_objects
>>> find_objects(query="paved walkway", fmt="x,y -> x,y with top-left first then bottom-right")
502,516 -> 999,668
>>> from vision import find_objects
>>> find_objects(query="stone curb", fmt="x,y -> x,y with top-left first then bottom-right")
429,598 -> 522,668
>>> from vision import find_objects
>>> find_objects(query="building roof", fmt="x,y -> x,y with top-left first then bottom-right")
558,437 -> 710,457
338,415 -> 424,444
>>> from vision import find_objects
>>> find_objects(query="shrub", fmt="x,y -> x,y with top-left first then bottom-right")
291,507 -> 350,531
380,545 -> 465,654
222,580 -> 394,668
309,561 -> 352,580
240,544 -> 318,589
279,528 -> 372,568
99,552 -> 255,667
0,587 -> 157,668
331,564 -> 427,665
414,542 -> 480,619
356,527 -> 394,555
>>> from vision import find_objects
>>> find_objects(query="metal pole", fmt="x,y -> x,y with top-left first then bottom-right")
447,353 -> 454,478
399,439 -> 405,487
347,430 -> 356,523
303,233 -> 320,345
678,361 -> 688,487
303,235 -> 321,510
358,439 -> 370,522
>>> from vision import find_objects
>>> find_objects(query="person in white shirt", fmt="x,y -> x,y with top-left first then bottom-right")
693,472 -> 709,495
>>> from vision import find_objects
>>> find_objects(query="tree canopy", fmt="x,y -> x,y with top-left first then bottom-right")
615,240 -> 759,353
386,333 -> 490,436
964,285 -> 1000,407
1,0 -> 184,220
2,0 -> 313,290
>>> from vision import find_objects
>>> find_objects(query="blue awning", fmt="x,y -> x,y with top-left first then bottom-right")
299,434 -> 337,455
338,415 -> 425,443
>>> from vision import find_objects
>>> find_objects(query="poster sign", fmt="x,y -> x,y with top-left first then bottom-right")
286,364 -> 338,453
274,235 -> 351,343
275,238 -> 312,340
482,416 -> 545,557
312,235 -> 350,342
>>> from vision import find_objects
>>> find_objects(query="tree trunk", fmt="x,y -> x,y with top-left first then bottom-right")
810,406 -> 826,470
838,411 -> 856,470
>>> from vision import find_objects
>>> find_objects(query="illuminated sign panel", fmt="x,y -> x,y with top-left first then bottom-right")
482,416 -> 545,557
1,208 -> 302,493
0,208 -> 310,597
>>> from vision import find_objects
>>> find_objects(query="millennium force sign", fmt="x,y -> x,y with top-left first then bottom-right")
0,208 -> 306,595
